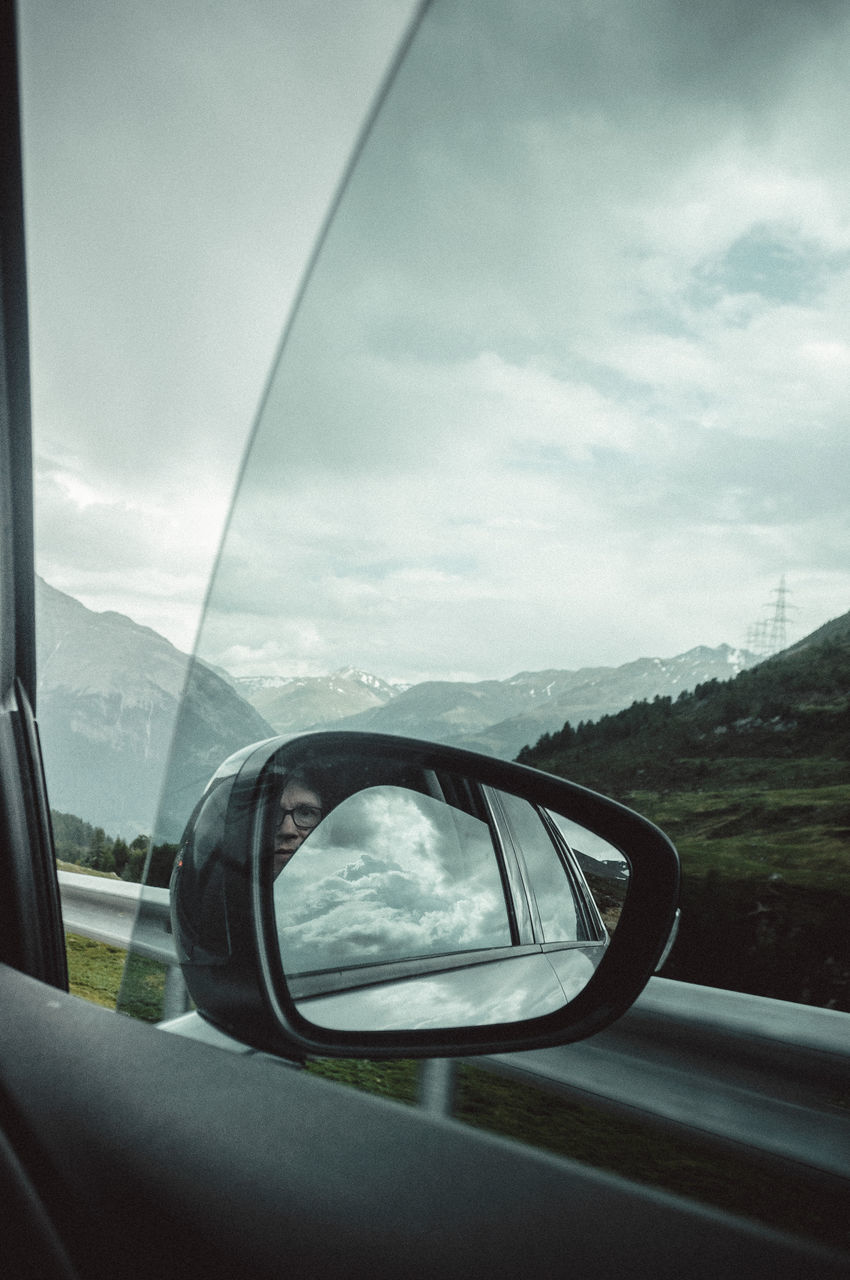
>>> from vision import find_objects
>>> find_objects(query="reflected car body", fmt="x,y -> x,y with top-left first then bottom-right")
294,948 -> 596,1030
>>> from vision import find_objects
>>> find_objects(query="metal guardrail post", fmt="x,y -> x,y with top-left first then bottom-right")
162,963 -> 191,1020
419,1058 -> 456,1116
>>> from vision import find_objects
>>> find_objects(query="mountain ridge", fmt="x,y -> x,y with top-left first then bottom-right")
237,643 -> 758,759
35,578 -> 274,839
517,606 -> 850,794
35,575 -> 793,838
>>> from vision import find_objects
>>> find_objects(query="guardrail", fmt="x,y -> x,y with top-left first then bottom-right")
59,870 -> 188,1018
485,978 -> 850,1188
59,871 -> 850,1188
59,870 -> 173,960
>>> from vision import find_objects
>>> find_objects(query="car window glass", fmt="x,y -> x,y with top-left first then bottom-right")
274,785 -> 512,973
35,0 -> 843,1023
490,789 -> 580,943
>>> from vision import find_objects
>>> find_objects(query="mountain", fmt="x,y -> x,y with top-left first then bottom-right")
514,609 -> 850,1013
517,608 -> 850,794
34,573 -> 762,838
459,647 -> 755,758
35,578 -> 274,840
298,645 -> 757,758
777,608 -> 850,660
234,668 -> 400,733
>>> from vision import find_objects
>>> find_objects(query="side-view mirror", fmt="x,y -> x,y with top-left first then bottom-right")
168,732 -> 679,1059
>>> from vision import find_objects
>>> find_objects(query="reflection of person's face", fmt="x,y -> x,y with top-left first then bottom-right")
273,782 -> 322,879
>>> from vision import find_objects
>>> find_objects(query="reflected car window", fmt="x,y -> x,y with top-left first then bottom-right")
274,785 -> 512,973
489,789 -> 580,943
547,810 -> 629,935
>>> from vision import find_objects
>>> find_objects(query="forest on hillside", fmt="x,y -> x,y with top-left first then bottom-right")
53,810 -> 176,885
517,621 -> 850,1010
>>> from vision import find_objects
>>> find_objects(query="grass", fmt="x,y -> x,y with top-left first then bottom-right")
65,932 -> 167,1021
628,781 -> 850,893
118,951 -> 170,1022
65,933 -> 128,1009
619,782 -> 850,1009
305,1057 -> 420,1103
56,860 -> 120,878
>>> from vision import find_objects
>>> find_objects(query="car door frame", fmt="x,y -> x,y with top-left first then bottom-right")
0,0 -> 66,992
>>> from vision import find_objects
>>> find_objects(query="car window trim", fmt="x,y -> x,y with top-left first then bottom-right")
480,784 -> 538,943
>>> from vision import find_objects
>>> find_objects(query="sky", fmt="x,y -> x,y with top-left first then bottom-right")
19,0 -> 850,686
19,0 -> 416,652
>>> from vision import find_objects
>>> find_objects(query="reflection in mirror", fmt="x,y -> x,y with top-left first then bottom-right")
275,785 -> 513,972
489,788 -> 582,942
268,758 -> 619,1032
546,811 -> 630,935
293,950 -> 594,1033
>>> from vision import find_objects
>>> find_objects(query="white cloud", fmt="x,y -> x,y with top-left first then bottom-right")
21,0 -> 850,684
276,786 -> 512,971
21,0 -> 418,648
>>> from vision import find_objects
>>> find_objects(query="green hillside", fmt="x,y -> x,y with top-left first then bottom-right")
517,611 -> 850,1009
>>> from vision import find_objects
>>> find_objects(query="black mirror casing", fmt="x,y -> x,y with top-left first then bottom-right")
170,731 -> 679,1060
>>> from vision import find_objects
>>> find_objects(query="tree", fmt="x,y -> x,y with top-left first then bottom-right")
123,844 -> 148,883
111,837 -> 129,878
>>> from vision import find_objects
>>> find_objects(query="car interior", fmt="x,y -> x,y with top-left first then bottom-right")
1,1 -> 848,1276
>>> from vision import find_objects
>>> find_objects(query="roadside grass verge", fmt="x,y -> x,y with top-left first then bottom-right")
630,781 -> 850,891
305,1058 -> 420,1103
65,933 -> 166,1020
65,933 -> 127,1009
57,860 -> 119,878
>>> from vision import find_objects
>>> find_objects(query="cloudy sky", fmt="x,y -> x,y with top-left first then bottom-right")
19,0 -> 850,685
19,0 -> 415,649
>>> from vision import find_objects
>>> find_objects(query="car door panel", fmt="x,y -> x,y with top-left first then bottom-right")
2,964 -> 849,1280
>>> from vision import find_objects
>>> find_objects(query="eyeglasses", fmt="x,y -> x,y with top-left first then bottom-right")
278,805 -> 322,831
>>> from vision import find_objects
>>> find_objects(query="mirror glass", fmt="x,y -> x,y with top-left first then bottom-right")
267,750 -> 628,1031
275,786 -> 513,972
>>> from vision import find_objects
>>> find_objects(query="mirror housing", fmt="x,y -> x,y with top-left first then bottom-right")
169,731 -> 679,1059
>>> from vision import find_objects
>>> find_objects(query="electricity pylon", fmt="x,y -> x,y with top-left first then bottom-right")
748,575 -> 796,658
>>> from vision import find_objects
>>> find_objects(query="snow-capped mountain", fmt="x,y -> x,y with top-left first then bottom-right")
456,646 -> 758,757
240,645 -> 759,758
35,575 -> 760,837
234,667 -> 401,732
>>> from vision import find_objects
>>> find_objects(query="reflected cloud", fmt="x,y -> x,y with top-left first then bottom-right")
275,786 -> 512,971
